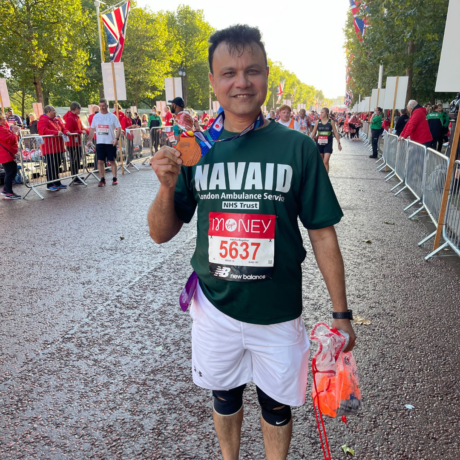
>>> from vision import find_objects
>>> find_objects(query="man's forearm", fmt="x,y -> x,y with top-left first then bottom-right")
308,226 -> 347,311
148,186 -> 183,244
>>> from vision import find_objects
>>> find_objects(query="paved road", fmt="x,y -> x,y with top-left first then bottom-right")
1,138 -> 459,459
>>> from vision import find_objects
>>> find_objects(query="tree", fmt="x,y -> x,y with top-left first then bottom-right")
344,0 -> 454,105
166,6 -> 214,109
0,0 -> 91,105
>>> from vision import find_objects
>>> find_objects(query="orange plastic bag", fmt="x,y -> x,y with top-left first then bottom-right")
311,323 -> 361,418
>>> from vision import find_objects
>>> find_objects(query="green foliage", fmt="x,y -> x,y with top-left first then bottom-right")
344,0 -> 455,104
0,1 -> 332,111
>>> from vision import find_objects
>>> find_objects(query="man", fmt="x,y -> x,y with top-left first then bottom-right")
148,107 -> 163,152
63,102 -> 89,185
395,109 -> 409,136
148,24 -> 355,460
399,100 -> 432,147
266,109 -> 276,120
87,98 -> 121,187
369,107 -> 383,158
163,106 -> 173,126
277,104 -> 300,131
427,104 -> 449,152
296,108 -> 310,134
168,97 -> 185,115
6,108 -> 23,128
122,109 -> 138,164
37,105 -> 70,192
0,111 -> 21,200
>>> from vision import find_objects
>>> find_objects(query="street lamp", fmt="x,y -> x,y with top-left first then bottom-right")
178,63 -> 187,106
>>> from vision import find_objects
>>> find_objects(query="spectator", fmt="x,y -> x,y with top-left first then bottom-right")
168,97 -> 185,115
141,114 -> 148,127
369,107 -> 383,158
0,111 -> 21,199
87,98 -> 121,187
349,113 -> 360,140
88,105 -> 99,127
6,108 -> 23,128
164,106 -> 173,126
63,102 -> 89,185
37,105 -> 70,191
29,114 -> 38,134
395,108 -> 409,136
134,112 -> 142,127
148,108 -> 163,153
400,100 -> 432,147
122,109 -> 137,163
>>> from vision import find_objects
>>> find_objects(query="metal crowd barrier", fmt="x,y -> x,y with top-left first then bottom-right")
380,133 -> 398,175
19,133 -> 98,200
403,141 -> 427,217
418,148 -> 449,246
391,139 -> 409,195
425,160 -> 460,260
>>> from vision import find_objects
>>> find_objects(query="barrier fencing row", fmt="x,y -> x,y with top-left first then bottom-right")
359,121 -> 374,154
378,133 -> 460,260
17,127 -> 172,199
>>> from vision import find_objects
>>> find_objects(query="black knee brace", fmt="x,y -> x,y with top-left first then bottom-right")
256,386 -> 292,427
212,384 -> 246,416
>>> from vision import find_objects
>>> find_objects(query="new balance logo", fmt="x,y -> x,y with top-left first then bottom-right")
214,266 -> 231,278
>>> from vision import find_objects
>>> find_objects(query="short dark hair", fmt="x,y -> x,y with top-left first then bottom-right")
208,24 -> 267,74
70,101 -> 81,111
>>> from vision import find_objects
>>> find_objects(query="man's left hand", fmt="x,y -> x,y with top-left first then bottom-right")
338,144 -> 343,151
331,318 -> 356,352
112,139 -> 118,146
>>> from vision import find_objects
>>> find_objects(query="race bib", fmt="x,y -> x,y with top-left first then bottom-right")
208,212 -> 276,282
318,135 -> 329,145
97,124 -> 109,135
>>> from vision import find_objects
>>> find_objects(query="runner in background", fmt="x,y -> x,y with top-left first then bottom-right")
310,107 -> 342,173
278,104 -> 300,130
6,108 -> 23,128
296,109 -> 310,134
87,98 -> 121,187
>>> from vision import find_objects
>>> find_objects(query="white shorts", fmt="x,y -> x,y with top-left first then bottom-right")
190,284 -> 310,407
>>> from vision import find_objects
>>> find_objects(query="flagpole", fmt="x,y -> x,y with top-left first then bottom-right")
94,1 -> 104,63
111,60 -> 125,175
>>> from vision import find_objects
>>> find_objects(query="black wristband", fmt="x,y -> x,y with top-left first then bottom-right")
332,309 -> 353,320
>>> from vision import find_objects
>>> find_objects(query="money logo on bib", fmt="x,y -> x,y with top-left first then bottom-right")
208,212 -> 276,282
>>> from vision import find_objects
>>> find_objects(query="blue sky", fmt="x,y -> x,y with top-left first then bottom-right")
137,0 -> 349,99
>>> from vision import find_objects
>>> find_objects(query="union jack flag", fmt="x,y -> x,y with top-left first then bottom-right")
276,81 -> 285,104
102,1 -> 131,62
349,0 -> 367,42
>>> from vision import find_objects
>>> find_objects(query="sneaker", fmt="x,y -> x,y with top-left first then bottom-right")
47,186 -> 59,192
3,193 -> 21,200
58,184 -> 67,190
112,177 -> 118,186
98,178 -> 106,187
369,155 -> 377,158
72,179 -> 85,185
1,190 -> 9,196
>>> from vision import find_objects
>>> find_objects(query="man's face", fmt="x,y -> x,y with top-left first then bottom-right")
279,109 -> 291,122
407,106 -> 413,115
300,110 -> 306,118
209,42 -> 268,118
48,107 -> 56,119
171,103 -> 176,114
74,107 -> 81,115
436,106 -> 442,113
99,102 -> 108,113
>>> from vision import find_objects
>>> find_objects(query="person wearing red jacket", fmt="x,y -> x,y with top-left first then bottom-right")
88,105 -> 99,141
63,102 -> 90,185
0,112 -> 21,199
399,100 -> 433,146
37,105 -> 71,191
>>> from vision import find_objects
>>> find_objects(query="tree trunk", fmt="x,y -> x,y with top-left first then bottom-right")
34,75 -> 44,104
21,88 -> 26,119
99,84 -> 104,99
43,88 -> 49,107
405,41 -> 415,105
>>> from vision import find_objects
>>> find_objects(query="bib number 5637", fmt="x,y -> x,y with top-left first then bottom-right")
219,240 -> 260,260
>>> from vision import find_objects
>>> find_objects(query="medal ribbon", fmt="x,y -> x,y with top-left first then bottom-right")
193,111 -> 265,157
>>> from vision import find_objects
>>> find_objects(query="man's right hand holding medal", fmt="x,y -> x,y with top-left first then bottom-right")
150,146 -> 183,189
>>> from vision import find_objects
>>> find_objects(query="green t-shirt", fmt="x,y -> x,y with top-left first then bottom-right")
148,114 -> 162,127
370,115 -> 382,130
174,121 -> 343,325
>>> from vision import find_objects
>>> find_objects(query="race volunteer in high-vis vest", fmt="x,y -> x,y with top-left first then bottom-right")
148,25 -> 356,460
310,107 -> 342,174
277,104 -> 300,131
